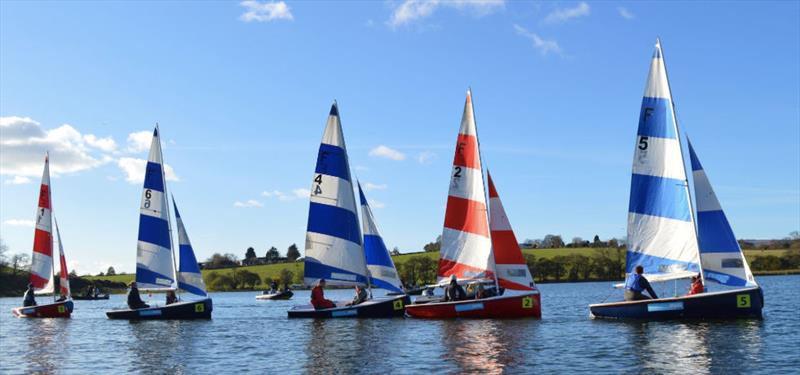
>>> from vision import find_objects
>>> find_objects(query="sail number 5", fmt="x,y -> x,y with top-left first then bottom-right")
736,294 -> 751,308
638,136 -> 649,150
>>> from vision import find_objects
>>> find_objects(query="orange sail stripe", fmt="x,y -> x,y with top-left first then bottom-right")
37,184 -> 50,209
491,230 -> 526,264
452,134 -> 480,169
32,229 -> 52,257
29,273 -> 50,289
438,258 -> 494,279
498,277 -> 534,291
444,196 -> 489,237
59,252 -> 69,296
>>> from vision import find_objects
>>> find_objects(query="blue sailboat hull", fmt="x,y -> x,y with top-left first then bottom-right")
106,298 -> 212,320
589,286 -> 763,320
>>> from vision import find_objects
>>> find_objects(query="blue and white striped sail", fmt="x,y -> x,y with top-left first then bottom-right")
135,127 -> 176,290
689,140 -> 756,287
304,103 -> 367,286
358,181 -> 404,293
173,197 -> 208,296
626,40 -> 700,279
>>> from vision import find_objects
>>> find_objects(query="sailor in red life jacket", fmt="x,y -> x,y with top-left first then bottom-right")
311,279 -> 336,310
687,274 -> 705,296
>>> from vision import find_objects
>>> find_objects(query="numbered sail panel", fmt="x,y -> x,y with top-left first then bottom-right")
31,154 -> 54,292
304,233 -> 368,286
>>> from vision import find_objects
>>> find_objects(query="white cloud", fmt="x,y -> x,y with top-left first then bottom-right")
239,0 -> 293,22
83,134 -> 117,152
362,182 -> 388,191
3,219 -> 35,227
292,188 -> 310,198
369,199 -> 386,209
369,145 -> 406,161
117,157 -> 179,184
354,165 -> 369,172
126,131 -> 153,153
543,2 -> 590,24
417,151 -> 437,164
5,176 -> 32,185
261,188 -> 309,201
618,7 -> 635,20
234,199 -> 264,208
0,116 -> 113,177
514,24 -> 562,56
388,0 -> 505,28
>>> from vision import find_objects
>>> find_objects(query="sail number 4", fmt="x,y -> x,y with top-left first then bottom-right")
58,305 -> 65,313
736,294 -> 751,308
393,299 -> 404,311
313,174 -> 323,195
522,296 -> 534,309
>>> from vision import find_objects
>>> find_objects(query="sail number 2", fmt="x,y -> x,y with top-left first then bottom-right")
522,296 -> 534,309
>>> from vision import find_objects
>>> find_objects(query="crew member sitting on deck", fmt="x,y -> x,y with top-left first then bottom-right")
127,282 -> 150,309
687,274 -> 705,296
166,290 -> 178,305
444,275 -> 466,302
624,265 -> 658,301
311,279 -> 336,310
270,280 -> 279,293
23,283 -> 37,307
347,285 -> 369,306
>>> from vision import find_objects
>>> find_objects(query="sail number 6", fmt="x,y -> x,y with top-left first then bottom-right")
144,189 -> 152,209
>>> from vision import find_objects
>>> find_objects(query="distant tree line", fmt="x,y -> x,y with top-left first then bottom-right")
201,244 -> 302,269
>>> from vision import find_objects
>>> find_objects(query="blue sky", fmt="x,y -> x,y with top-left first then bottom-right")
1,1 -> 798,275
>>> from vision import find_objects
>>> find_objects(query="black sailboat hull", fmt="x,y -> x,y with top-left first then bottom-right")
288,295 -> 410,318
106,298 -> 212,320
589,286 -> 763,320
73,294 -> 110,300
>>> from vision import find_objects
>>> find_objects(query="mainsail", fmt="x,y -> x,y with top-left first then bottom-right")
173,197 -> 208,296
31,154 -> 55,295
54,218 -> 71,298
135,127 -> 176,290
487,172 -> 535,291
438,90 -> 495,283
358,181 -> 404,293
689,139 -> 756,287
626,39 -> 700,278
304,103 -> 367,286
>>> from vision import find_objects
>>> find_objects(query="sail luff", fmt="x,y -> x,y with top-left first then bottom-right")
626,39 -> 701,277
438,90 -> 495,283
358,181 -> 404,293
303,102 -> 367,286
173,197 -> 208,296
31,154 -> 55,294
688,139 -> 757,287
487,172 -> 536,291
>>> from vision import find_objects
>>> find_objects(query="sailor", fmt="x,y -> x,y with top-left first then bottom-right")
624,265 -> 658,301
310,279 -> 336,310
270,280 -> 279,293
166,290 -> 178,305
444,275 -> 466,302
687,274 -> 705,296
23,283 -> 37,307
127,282 -> 150,309
346,285 -> 369,306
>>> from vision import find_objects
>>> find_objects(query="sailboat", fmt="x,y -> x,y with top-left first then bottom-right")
287,102 -> 410,318
12,154 -> 74,318
589,39 -> 763,319
106,126 -> 212,320
405,90 -> 541,319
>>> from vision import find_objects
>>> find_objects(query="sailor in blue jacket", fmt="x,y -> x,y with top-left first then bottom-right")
624,265 -> 658,301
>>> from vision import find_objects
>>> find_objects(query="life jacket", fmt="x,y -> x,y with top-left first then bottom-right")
625,273 -> 645,292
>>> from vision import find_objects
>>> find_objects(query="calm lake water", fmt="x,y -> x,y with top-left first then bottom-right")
1,275 -> 798,374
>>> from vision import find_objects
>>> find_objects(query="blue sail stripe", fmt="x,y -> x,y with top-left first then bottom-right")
629,174 -> 691,221
626,251 -> 700,274
143,162 -> 165,192
138,215 -> 171,249
314,144 -> 351,182
704,270 -> 749,287
697,210 -> 740,253
637,97 -> 676,139
178,281 -> 207,296
688,142 -> 703,171
358,183 -> 368,205
307,202 -> 361,245
304,258 -> 368,284
136,265 -> 174,286
178,244 -> 202,273
370,277 -> 403,293
364,235 -> 393,268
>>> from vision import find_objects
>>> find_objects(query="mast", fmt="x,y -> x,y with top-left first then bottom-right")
157,124 -> 180,295
657,38 -> 706,285
469,88 -> 501,292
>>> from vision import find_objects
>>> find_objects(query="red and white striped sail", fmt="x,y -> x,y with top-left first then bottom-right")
488,172 -> 536,291
438,90 -> 495,283
54,218 -> 71,298
30,154 -> 54,293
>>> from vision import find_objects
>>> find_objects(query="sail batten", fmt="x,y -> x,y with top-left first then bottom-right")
358,182 -> 404,293
304,103 -> 367,286
626,40 -> 700,277
135,127 -> 175,290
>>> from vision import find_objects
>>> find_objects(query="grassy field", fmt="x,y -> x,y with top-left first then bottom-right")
86,247 -> 793,287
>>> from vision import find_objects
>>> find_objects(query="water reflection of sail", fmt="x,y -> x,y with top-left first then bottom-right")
27,319 -> 67,373
127,321 -> 183,373
439,320 -> 529,374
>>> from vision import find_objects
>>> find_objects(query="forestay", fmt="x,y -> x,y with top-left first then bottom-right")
358,181 -> 403,293
304,103 -> 367,286
626,40 -> 700,278
173,198 -> 208,296
32,154 -> 55,295
438,90 -> 495,283
488,172 -> 535,291
135,127 -> 176,290
689,139 -> 756,287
